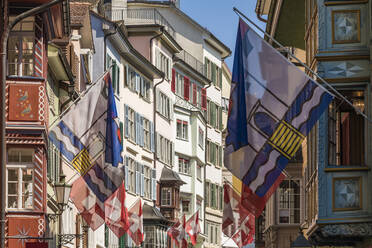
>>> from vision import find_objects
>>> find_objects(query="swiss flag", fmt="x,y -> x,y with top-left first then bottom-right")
231,214 -> 255,248
185,211 -> 201,245
104,182 -> 129,237
167,214 -> 187,248
70,176 -> 105,230
128,199 -> 144,246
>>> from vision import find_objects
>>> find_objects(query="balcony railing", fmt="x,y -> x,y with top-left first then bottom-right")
105,8 -> 176,38
175,50 -> 204,76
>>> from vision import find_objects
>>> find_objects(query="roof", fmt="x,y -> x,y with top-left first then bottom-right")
143,203 -> 167,221
159,166 -> 185,185
90,11 -> 164,79
127,1 -> 231,58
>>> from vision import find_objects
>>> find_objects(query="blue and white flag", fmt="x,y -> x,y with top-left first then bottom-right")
49,73 -> 123,174
225,19 -> 333,216
49,73 -> 124,221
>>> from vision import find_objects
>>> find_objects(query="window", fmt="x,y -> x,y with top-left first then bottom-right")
205,181 -> 223,210
222,97 -> 229,112
182,200 -> 190,213
157,134 -> 173,166
8,17 -> 35,77
328,91 -> 364,166
155,49 -> 170,79
208,100 -> 222,130
156,90 -> 172,120
204,57 -> 222,88
206,221 -> 220,245
176,120 -> 188,140
178,157 -> 190,175
198,127 -> 204,148
278,179 -> 300,224
197,164 -> 202,181
106,55 -> 120,95
143,118 -> 151,150
127,157 -> 136,193
7,148 -> 34,209
125,65 -> 151,101
127,107 -> 135,142
175,71 -> 184,97
207,141 -> 222,167
144,166 -> 151,199
124,105 -> 155,151
205,182 -> 210,207
161,187 -> 172,206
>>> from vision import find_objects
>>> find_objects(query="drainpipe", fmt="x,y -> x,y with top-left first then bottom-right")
0,1 -> 65,246
103,29 -> 117,71
203,81 -> 212,239
256,0 -> 268,23
151,27 -> 164,184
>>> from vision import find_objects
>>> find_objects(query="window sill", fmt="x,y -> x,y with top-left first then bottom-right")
156,111 -> 171,123
7,75 -> 44,81
179,172 -> 191,177
176,137 -> 189,142
324,166 -> 369,172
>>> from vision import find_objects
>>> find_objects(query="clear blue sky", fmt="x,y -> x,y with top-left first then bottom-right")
180,0 -> 266,71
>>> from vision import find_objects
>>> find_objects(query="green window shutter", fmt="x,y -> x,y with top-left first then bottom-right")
204,57 -> 208,77
211,102 -> 216,128
219,186 -> 223,210
120,121 -> 123,145
212,63 -> 216,85
104,225 -> 109,247
219,106 -> 223,130
112,62 -> 117,93
119,233 -> 126,248
219,67 -> 222,88
116,65 -> 120,95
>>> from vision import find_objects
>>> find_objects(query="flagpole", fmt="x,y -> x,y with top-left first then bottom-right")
233,7 -> 372,123
48,66 -> 113,129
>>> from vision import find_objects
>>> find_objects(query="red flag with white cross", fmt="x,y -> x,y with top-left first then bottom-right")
104,182 -> 129,237
128,199 -> 144,246
167,214 -> 187,248
185,210 -> 201,245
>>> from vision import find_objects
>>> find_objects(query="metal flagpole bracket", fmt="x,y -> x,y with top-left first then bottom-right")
232,7 -> 372,124
58,234 -> 84,246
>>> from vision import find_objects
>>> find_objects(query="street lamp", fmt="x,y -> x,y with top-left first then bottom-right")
54,174 -> 82,248
54,174 -> 72,210
290,228 -> 313,248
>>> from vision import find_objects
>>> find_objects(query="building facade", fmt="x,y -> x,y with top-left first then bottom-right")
102,0 -> 231,247
255,0 -> 372,247
1,1 -> 74,247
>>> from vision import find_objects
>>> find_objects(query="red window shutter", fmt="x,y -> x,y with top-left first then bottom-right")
184,76 -> 190,100
201,88 -> 207,110
171,68 -> 176,92
193,84 -> 197,104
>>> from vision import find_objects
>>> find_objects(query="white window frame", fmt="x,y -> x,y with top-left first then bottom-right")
128,157 -> 136,193
277,179 -> 301,224
128,107 -> 136,142
143,118 -> 151,150
144,165 -> 151,199
176,120 -> 188,141
198,127 -> 204,149
161,187 -> 172,206
178,157 -> 190,175
6,148 -> 34,210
